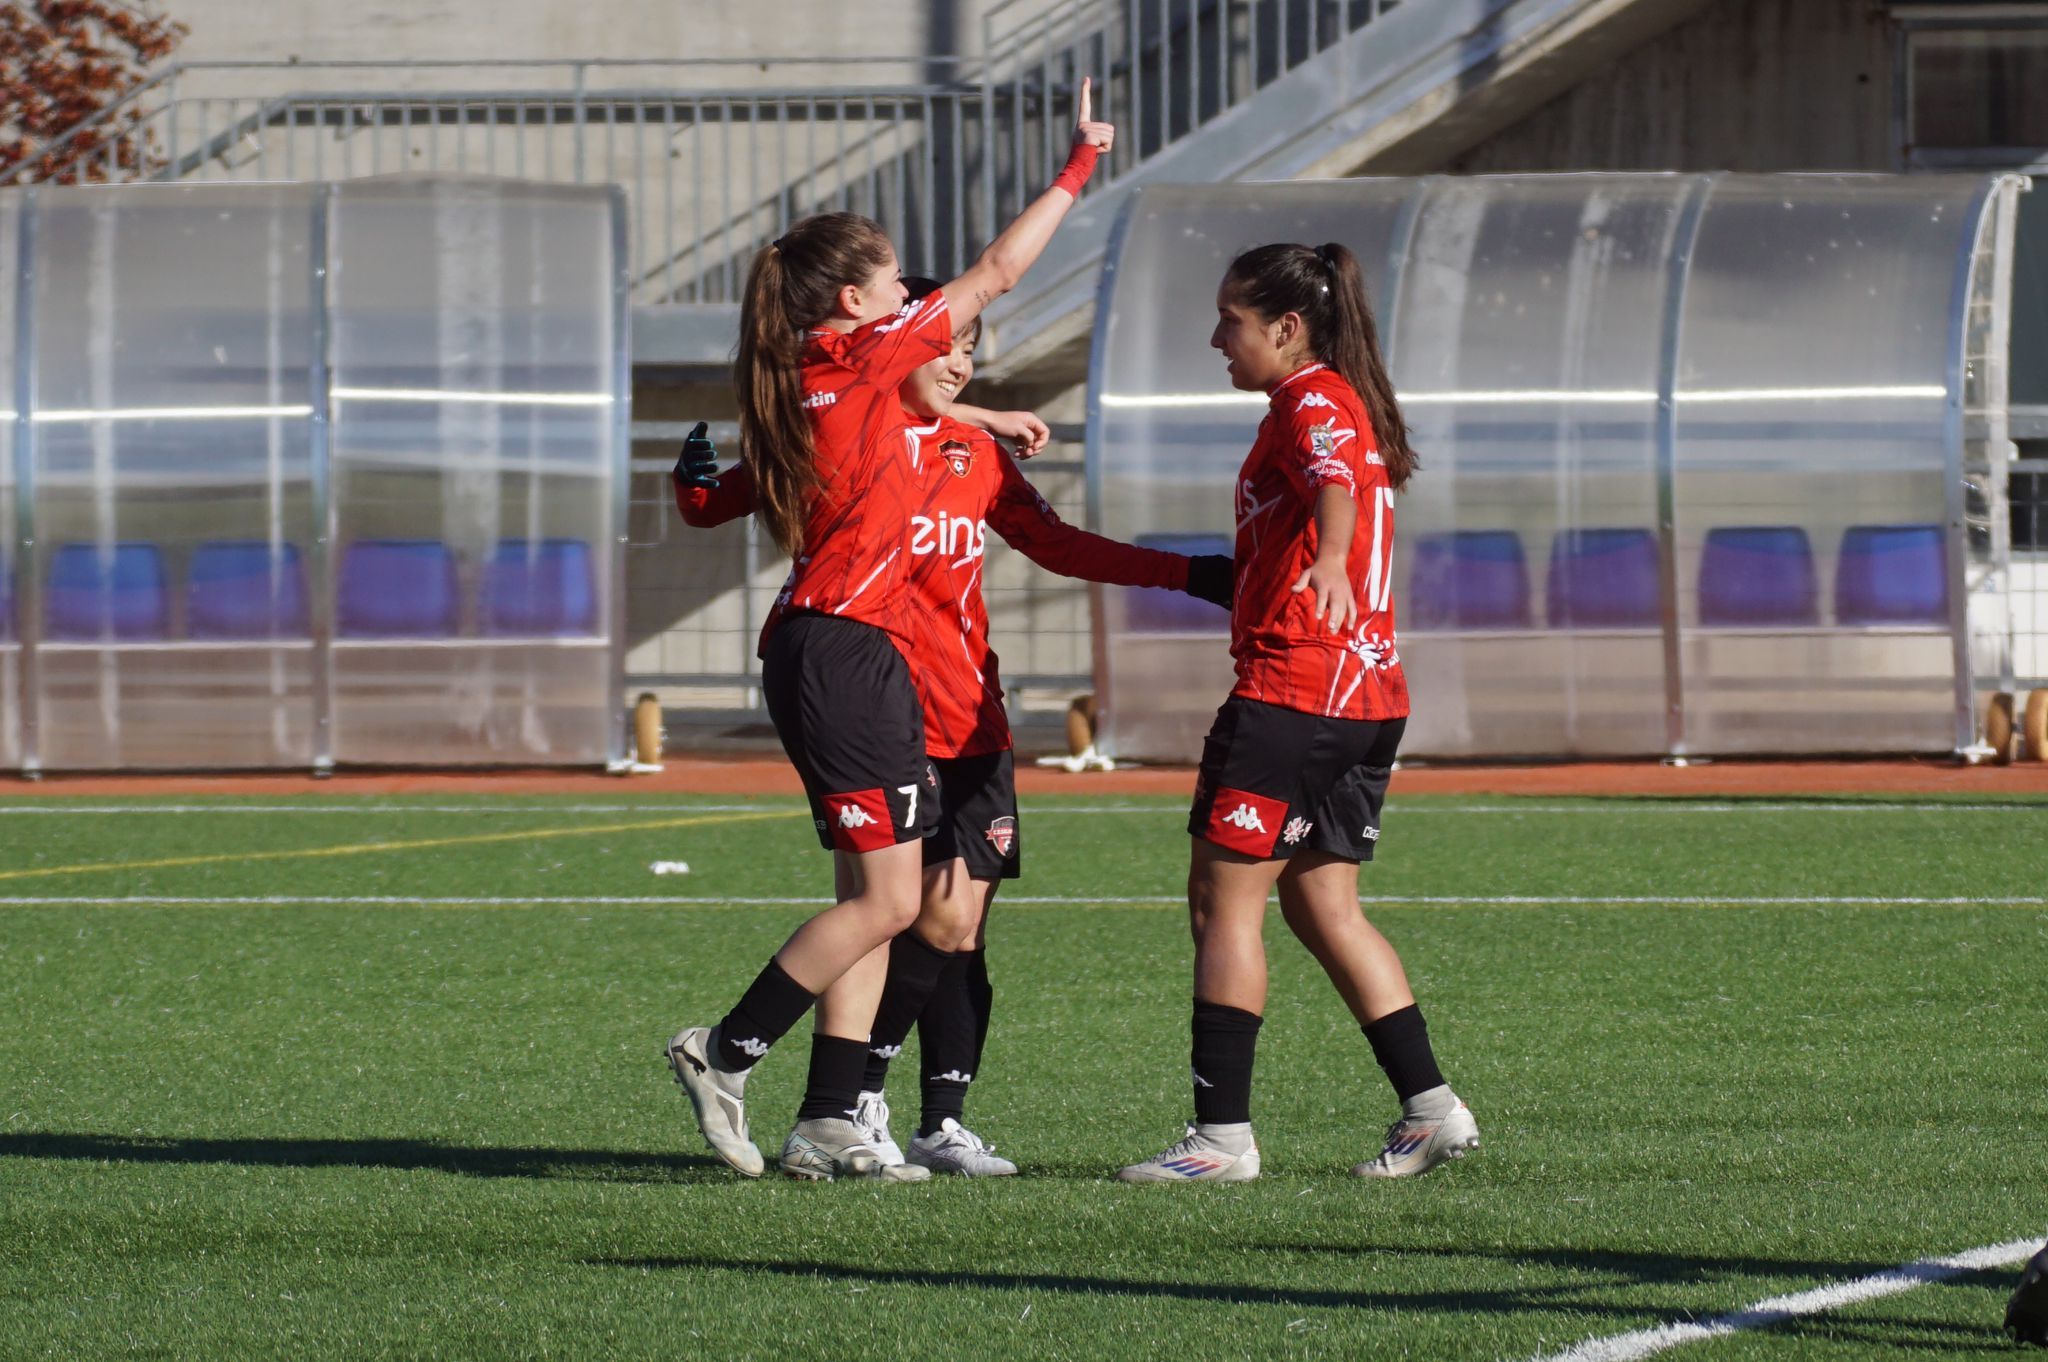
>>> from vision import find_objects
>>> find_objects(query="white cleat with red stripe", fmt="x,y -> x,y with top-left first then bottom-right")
1117,1124 -> 1261,1183
1352,1098 -> 1479,1179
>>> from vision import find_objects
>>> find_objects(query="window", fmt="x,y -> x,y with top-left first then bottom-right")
1898,10 -> 2048,167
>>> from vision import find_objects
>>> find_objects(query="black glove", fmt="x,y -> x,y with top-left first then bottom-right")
672,421 -> 719,489
1185,555 -> 1234,609
2010,1242 -> 2048,1346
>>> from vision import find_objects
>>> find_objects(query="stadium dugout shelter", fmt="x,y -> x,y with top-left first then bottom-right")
0,177 -> 629,773
1088,173 -> 2031,764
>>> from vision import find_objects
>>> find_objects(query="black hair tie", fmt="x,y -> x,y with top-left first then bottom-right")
773,235 -> 792,253
1313,244 -> 1336,271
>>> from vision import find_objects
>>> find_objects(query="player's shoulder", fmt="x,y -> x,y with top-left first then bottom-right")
1274,365 -> 1362,423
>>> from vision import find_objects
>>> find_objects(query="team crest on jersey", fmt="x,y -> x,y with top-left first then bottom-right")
984,816 -> 1016,857
941,441 -> 974,478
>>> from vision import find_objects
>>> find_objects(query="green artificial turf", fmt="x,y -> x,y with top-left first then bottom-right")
1,792 -> 2044,1360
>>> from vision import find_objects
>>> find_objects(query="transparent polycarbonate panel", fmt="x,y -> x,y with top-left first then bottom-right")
1092,177 -> 1688,761
27,184 -> 318,769
0,195 -> 18,769
1671,176 -> 1987,754
327,179 -> 617,765
1090,181 -> 1415,761
1390,176 -> 1686,758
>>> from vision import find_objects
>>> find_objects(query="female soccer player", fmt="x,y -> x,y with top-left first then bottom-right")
1117,242 -> 1479,1184
675,278 -> 1232,1175
666,82 -> 1116,1181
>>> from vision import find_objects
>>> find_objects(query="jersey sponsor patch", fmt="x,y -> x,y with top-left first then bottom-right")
822,788 -> 896,853
1201,786 -> 1288,858
984,815 -> 1017,858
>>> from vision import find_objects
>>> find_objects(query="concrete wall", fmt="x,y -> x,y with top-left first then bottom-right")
157,0 -> 977,83
1447,0 -> 1897,173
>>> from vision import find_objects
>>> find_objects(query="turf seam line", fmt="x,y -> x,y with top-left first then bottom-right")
0,809 -> 800,883
0,893 -> 2043,908
1517,1235 -> 2042,1362
0,801 -> 2040,816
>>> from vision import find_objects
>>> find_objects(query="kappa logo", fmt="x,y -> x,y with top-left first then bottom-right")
1296,391 -> 1339,413
802,390 -> 838,410
837,804 -> 879,830
932,1069 -> 974,1083
984,815 -> 1017,857
1219,803 -> 1269,834
869,1043 -> 903,1060
733,1036 -> 770,1059
1282,816 -> 1313,845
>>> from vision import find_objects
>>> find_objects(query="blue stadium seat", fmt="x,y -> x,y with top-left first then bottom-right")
1408,530 -> 1530,629
1546,528 -> 1660,628
1125,532 -> 1231,631
482,538 -> 597,636
337,539 -> 459,637
186,541 -> 309,639
46,542 -> 170,640
1697,526 -> 1818,627
1835,524 -> 1947,625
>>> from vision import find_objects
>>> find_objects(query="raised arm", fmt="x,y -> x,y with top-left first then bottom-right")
941,77 -> 1114,329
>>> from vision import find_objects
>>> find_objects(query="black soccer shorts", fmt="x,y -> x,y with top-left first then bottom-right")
761,612 -> 942,854
925,749 -> 1022,880
1187,695 -> 1403,862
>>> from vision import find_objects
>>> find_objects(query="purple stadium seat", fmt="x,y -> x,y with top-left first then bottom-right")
1408,531 -> 1530,630
46,542 -> 170,641
482,538 -> 597,636
1698,526 -> 1818,627
1124,532 -> 1230,631
337,539 -> 459,637
1546,528 -> 1660,628
1835,524 -> 1948,625
186,541 -> 309,639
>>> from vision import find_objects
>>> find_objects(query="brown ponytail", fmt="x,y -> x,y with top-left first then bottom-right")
1222,241 -> 1417,489
734,212 -> 896,554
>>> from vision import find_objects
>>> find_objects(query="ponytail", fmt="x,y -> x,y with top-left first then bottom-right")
1317,242 -> 1415,490
735,245 -> 816,556
1222,241 -> 1417,489
733,212 -> 897,555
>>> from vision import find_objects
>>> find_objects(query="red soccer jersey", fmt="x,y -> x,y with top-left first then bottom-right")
678,413 -> 1191,757
757,294 -> 956,654
1228,362 -> 1409,722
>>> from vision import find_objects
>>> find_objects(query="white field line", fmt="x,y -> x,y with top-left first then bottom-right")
1519,1236 -> 2042,1362
0,801 -> 2037,817
0,894 -> 2042,909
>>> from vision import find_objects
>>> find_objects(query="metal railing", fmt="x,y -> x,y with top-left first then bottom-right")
7,1 -> 1409,306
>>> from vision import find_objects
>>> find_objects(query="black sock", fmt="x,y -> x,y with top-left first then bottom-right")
794,1034 -> 871,1122
863,930 -> 954,1092
965,946 -> 993,1073
1191,999 -> 1262,1126
714,958 -> 814,1072
917,949 -> 977,1135
1362,1004 -> 1446,1101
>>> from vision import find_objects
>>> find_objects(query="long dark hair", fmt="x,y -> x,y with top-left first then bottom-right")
1223,242 -> 1416,489
735,211 -> 896,554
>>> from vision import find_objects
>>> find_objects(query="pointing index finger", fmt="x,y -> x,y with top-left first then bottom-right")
1078,75 -> 1091,125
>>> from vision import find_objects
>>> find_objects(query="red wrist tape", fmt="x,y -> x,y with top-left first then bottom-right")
1050,142 -> 1100,198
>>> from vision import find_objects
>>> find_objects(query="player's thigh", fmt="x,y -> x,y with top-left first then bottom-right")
1306,716 -> 1405,863
926,749 -> 1021,882
1188,696 -> 1340,860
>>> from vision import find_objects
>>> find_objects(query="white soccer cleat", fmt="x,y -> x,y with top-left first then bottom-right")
1116,1124 -> 1260,1183
853,1090 -> 906,1166
665,1025 -> 764,1178
1352,1098 -> 1480,1179
906,1118 -> 1019,1177
780,1117 -> 932,1182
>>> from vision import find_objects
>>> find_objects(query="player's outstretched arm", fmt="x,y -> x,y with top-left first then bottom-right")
986,446 -> 1188,591
942,76 -> 1113,330
670,422 -> 760,527
950,404 -> 1050,458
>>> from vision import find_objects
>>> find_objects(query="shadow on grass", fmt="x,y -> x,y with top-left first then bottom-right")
584,1251 -> 2018,1341
0,1131 -> 722,1182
